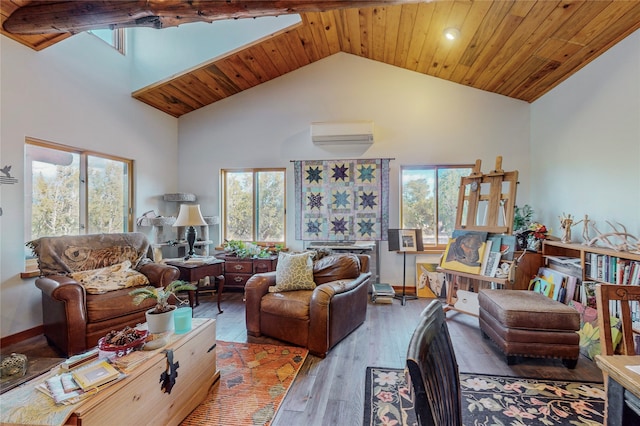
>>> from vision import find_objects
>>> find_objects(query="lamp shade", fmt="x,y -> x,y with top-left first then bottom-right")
173,204 -> 207,227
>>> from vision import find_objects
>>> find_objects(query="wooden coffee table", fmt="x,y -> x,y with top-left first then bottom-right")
0,318 -> 219,426
68,318 -> 218,425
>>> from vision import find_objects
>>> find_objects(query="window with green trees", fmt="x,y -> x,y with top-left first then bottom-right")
25,140 -> 133,243
222,168 -> 285,243
401,165 -> 472,248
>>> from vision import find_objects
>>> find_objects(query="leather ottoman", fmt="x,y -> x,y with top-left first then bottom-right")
478,289 -> 580,368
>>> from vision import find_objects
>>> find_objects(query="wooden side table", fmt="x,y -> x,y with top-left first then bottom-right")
165,259 -> 225,313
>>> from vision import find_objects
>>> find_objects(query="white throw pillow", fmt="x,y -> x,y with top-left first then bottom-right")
270,252 -> 315,293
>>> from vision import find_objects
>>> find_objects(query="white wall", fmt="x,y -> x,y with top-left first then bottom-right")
531,29 -> 640,241
0,34 -> 178,338
177,52 -> 532,287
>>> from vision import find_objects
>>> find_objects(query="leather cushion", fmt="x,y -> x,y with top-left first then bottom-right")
86,287 -> 154,323
313,254 -> 361,285
479,289 -> 580,331
480,307 -> 579,345
260,291 -> 313,320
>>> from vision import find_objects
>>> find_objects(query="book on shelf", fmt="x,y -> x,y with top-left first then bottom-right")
440,231 -> 488,275
479,239 -> 493,276
538,267 -> 568,302
372,295 -> 394,304
484,251 -> 502,278
72,360 -> 120,390
499,235 -> 517,261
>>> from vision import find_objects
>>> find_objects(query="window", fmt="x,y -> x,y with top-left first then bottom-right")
222,169 -> 286,243
87,28 -> 125,54
25,139 -> 133,243
401,165 -> 472,248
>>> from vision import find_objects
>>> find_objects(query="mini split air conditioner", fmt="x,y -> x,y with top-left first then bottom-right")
311,121 -> 374,145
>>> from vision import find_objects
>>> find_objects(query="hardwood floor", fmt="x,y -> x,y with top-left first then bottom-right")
2,292 -> 603,425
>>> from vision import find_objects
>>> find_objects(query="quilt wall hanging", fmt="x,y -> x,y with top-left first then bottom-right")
294,158 -> 390,241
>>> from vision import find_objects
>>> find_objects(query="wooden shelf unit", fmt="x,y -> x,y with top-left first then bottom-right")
542,240 -> 640,284
441,251 -> 543,316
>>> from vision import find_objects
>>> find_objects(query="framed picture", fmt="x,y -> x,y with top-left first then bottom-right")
416,262 -> 446,298
387,229 -> 424,252
399,229 -> 417,251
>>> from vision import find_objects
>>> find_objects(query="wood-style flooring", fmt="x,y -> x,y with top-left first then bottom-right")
2,292 -> 603,426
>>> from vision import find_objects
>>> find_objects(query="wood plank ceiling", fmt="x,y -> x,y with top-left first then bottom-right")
3,1 -> 640,118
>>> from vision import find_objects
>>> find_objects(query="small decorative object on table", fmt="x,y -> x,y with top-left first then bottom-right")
559,212 -> 578,243
98,327 -> 149,357
526,222 -> 548,252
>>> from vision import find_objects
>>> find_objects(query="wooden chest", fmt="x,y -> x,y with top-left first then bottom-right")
68,318 -> 218,425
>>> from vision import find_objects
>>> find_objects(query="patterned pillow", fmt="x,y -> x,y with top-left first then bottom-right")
270,252 -> 316,293
70,260 -> 149,294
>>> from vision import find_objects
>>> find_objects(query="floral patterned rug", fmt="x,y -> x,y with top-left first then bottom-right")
364,367 -> 605,426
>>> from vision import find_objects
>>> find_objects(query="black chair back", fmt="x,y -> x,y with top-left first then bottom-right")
406,300 -> 462,426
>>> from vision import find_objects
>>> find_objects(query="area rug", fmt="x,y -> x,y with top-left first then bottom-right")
181,341 -> 308,426
364,367 -> 605,426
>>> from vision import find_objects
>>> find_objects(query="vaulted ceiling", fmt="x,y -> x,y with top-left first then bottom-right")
3,1 -> 639,118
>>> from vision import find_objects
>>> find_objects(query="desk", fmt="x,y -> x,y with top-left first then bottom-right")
165,259 -> 225,313
596,355 -> 640,425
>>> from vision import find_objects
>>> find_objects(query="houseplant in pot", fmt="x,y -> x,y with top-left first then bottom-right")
129,280 -> 196,333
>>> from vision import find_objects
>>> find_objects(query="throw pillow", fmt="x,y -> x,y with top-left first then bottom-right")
270,252 -> 315,293
70,260 -> 149,294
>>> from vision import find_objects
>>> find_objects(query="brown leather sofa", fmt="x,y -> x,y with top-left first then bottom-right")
245,253 -> 371,357
28,233 -> 180,356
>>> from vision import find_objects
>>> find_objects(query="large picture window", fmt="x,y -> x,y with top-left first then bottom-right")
401,165 -> 472,248
222,168 -> 285,243
25,139 -> 133,243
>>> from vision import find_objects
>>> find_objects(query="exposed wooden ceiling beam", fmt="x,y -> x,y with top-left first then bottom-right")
3,0 -> 427,35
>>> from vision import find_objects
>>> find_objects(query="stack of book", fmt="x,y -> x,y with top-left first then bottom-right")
37,356 -> 124,405
111,350 -> 149,373
372,283 -> 395,304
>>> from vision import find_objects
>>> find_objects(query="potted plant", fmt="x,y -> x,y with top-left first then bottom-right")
129,280 -> 196,333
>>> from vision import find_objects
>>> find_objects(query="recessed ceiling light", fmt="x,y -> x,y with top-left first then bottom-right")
443,28 -> 460,41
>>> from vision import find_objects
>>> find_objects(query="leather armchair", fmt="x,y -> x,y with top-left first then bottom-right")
29,233 -> 180,356
245,254 -> 371,357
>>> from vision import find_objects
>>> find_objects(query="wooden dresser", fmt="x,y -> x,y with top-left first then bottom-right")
217,254 -> 278,290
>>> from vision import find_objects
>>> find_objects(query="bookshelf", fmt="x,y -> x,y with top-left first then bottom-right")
542,240 -> 640,285
439,251 -> 542,316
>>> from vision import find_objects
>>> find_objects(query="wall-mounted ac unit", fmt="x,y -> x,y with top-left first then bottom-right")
311,121 -> 374,145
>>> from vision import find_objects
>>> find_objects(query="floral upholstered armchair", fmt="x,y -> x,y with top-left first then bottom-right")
27,232 -> 179,356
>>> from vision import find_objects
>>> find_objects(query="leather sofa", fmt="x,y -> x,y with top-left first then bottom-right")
245,253 -> 371,357
28,233 -> 180,356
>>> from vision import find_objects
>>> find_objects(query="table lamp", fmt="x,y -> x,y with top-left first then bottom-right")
173,204 -> 207,259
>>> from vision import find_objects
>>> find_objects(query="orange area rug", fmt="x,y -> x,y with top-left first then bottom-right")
181,341 -> 308,426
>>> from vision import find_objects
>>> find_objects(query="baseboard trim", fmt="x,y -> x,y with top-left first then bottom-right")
1,325 -> 44,347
